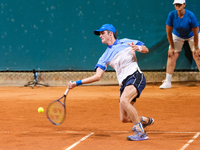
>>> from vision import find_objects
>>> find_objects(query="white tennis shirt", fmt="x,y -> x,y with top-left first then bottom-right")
94,38 -> 145,85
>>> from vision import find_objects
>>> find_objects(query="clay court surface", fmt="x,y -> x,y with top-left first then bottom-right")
1,83 -> 200,150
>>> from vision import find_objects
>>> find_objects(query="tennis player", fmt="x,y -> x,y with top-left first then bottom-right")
160,0 -> 200,89
68,24 -> 154,141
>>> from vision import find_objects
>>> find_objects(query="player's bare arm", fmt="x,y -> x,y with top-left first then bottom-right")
68,67 -> 105,89
81,67 -> 105,84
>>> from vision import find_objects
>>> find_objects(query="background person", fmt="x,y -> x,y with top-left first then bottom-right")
32,69 -> 39,84
160,0 -> 200,89
67,24 -> 154,141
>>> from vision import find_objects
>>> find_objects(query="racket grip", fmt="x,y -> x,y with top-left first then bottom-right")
64,88 -> 69,96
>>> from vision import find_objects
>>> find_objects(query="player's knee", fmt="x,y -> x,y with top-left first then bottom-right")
120,98 -> 128,107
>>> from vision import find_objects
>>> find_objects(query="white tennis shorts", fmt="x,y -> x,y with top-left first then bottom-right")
170,33 -> 200,52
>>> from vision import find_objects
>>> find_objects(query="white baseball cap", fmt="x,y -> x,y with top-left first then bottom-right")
173,0 -> 186,4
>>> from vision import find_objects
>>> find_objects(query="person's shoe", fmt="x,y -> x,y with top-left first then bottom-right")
159,80 -> 171,89
142,117 -> 154,129
127,130 -> 148,141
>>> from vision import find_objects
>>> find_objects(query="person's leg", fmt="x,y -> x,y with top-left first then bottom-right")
119,104 -> 154,128
188,34 -> 200,71
119,85 -> 140,124
119,85 -> 148,141
160,34 -> 184,89
119,88 -> 147,124
166,52 -> 180,75
192,51 -> 200,70
119,103 -> 132,123
119,71 -> 153,141
159,52 -> 179,89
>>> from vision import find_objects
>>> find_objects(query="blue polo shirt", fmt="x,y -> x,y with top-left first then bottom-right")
166,9 -> 199,39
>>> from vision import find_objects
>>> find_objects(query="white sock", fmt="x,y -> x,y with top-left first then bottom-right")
166,73 -> 172,82
141,116 -> 147,124
135,122 -> 144,133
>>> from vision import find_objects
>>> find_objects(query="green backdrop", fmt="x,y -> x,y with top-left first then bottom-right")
0,0 -> 199,71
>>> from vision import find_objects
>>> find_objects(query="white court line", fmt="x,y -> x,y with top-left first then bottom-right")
57,130 -> 198,134
148,131 -> 199,134
2,130 -> 200,149
54,130 -> 199,134
179,132 -> 200,150
0,130 -> 199,134
65,132 -> 94,150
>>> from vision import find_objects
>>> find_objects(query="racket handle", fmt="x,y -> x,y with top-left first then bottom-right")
64,88 -> 69,96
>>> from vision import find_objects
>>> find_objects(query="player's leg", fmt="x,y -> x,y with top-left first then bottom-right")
119,103 -> 154,128
120,71 -> 150,141
119,86 -> 140,124
120,85 -> 148,141
120,85 -> 144,130
119,103 -> 132,123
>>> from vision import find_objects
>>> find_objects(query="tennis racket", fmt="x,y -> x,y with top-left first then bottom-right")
46,88 -> 69,125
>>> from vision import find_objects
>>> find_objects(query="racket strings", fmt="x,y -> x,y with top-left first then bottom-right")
47,98 -> 66,125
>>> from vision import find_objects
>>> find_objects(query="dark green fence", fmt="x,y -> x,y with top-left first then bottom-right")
0,0 -> 199,71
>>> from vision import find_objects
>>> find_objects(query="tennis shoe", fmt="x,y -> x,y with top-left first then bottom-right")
142,117 -> 154,129
127,130 -> 148,141
159,80 -> 171,89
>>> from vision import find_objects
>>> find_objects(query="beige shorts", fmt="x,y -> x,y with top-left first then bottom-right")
169,33 -> 200,52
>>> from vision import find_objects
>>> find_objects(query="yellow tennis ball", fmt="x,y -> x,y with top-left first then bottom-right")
38,107 -> 44,113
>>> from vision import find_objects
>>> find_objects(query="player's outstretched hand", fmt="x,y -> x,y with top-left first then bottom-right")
127,42 -> 139,52
67,81 -> 76,89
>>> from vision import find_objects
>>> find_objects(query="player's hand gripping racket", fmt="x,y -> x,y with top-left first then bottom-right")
46,88 -> 69,125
